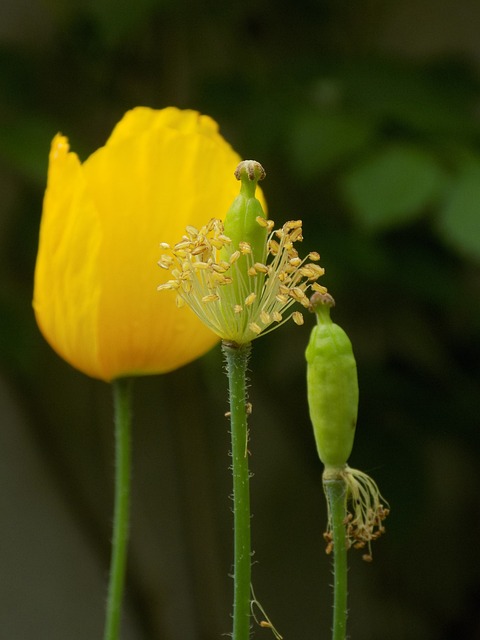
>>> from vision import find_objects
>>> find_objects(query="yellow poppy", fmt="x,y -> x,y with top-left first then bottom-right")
33,107 -> 242,381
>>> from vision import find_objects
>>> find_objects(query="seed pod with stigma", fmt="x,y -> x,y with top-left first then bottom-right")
219,160 -> 269,335
221,160 -> 268,265
305,292 -> 358,468
158,161 -> 326,345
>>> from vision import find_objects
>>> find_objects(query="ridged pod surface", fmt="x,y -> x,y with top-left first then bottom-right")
306,293 -> 358,467
221,160 -> 267,265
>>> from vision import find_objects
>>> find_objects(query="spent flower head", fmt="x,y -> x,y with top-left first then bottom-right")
158,161 -> 326,345
323,465 -> 390,561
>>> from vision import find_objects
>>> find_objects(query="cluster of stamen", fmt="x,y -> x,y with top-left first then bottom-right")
323,466 -> 389,562
158,216 -> 326,344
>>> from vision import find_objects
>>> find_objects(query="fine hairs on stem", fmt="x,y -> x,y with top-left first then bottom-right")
222,340 -> 253,640
322,465 -> 390,640
323,476 -> 348,640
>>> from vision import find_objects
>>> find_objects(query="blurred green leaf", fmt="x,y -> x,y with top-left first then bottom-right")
289,110 -> 375,178
437,160 -> 480,260
341,144 -> 444,230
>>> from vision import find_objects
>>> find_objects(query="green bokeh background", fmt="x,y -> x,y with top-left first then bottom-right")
2,1 -> 480,638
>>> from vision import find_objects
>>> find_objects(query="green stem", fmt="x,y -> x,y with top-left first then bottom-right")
323,474 -> 348,640
222,341 -> 252,640
104,377 -> 133,640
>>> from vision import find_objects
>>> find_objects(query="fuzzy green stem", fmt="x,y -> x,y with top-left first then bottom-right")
324,475 -> 348,640
222,341 -> 252,640
104,377 -> 133,640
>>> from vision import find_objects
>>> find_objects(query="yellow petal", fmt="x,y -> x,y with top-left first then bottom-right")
33,108 -> 244,381
33,134 -> 104,378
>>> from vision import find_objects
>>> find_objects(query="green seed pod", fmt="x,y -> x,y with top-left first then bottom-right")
306,292 -> 358,468
221,160 -> 268,265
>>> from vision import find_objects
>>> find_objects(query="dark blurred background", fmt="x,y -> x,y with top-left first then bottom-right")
2,0 -> 480,638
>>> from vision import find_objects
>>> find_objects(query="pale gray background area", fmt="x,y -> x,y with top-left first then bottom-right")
0,375 -> 143,639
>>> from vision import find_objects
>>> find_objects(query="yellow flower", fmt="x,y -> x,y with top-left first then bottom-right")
158,162 -> 326,345
33,107 -> 242,381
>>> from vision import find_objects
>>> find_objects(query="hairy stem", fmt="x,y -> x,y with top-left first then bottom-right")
324,474 -> 348,640
104,377 -> 133,640
222,341 -> 252,640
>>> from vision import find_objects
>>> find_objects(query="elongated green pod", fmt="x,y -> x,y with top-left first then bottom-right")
221,160 -> 268,264
218,161 -> 269,331
306,292 -> 358,468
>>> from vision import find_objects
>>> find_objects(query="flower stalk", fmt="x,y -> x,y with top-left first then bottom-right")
222,340 -> 252,640
323,472 -> 348,640
306,294 -> 389,640
104,378 -> 133,640
159,160 -> 326,639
